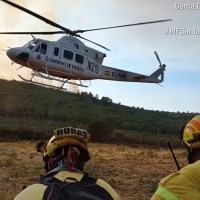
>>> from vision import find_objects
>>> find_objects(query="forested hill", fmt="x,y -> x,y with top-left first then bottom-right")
0,79 -> 197,136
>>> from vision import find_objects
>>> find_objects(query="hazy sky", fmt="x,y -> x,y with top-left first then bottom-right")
1,0 -> 200,113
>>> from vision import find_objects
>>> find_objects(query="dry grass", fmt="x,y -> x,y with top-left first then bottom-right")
0,141 -> 187,200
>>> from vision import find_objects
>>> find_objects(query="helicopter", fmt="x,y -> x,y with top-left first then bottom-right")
1,0 -> 172,89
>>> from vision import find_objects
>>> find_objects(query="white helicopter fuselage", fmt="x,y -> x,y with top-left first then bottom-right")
6,36 -> 166,87
12,36 -> 104,79
1,0 -> 170,89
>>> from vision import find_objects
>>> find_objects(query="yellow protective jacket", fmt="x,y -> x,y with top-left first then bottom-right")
150,160 -> 200,200
14,167 -> 121,200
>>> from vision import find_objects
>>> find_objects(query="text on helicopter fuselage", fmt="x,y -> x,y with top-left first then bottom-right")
45,57 -> 83,72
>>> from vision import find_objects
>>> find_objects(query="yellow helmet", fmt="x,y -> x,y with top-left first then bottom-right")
183,115 -> 200,148
43,127 -> 90,161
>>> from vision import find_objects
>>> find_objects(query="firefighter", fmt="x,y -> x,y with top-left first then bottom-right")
14,127 -> 121,200
151,115 -> 200,200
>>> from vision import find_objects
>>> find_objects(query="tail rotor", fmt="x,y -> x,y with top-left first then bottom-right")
154,51 -> 162,66
154,51 -> 166,82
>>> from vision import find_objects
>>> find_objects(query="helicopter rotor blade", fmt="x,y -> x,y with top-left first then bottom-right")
73,19 -> 172,34
1,0 -> 73,35
0,0 -> 173,51
154,51 -> 162,66
0,31 -> 65,35
76,35 -> 110,51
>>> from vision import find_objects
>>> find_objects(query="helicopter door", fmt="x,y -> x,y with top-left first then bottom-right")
34,42 -> 48,62
40,43 -> 47,55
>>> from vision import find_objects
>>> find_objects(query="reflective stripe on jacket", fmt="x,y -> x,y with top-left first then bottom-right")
154,187 -> 179,200
151,161 -> 200,200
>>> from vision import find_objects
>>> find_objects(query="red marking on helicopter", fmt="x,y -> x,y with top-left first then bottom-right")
36,54 -> 41,60
133,76 -> 147,80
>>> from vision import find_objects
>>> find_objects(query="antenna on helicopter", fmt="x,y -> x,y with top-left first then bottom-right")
31,34 -> 35,39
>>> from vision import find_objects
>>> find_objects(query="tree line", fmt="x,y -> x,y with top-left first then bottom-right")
0,79 -> 197,144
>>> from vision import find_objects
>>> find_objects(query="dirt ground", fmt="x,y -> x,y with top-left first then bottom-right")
0,141 -> 187,200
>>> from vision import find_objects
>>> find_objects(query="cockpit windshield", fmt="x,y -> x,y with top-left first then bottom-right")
24,39 -> 39,50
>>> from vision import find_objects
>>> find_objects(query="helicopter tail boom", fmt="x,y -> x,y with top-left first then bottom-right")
101,63 -> 166,84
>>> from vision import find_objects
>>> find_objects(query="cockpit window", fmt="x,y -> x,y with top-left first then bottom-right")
24,39 -> 39,50
35,45 -> 40,52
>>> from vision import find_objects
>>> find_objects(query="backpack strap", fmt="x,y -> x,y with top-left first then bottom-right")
38,170 -> 114,200
38,172 -> 97,185
80,173 -> 97,184
38,165 -> 83,183
39,176 -> 62,186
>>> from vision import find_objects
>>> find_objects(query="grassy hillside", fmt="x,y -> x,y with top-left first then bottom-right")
0,141 -> 188,200
0,79 -> 197,145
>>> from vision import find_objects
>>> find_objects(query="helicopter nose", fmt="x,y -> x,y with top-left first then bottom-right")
6,48 -> 29,63
6,48 -> 17,61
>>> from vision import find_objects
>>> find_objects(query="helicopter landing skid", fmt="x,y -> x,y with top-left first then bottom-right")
18,70 -> 90,89
18,75 -> 69,90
